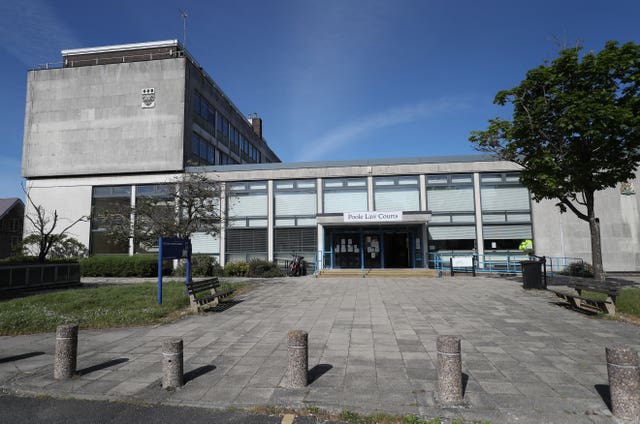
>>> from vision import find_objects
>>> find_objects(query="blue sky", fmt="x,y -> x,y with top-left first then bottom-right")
1,0 -> 639,199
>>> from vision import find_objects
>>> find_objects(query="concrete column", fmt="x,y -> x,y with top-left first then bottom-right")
162,338 -> 184,389
219,183 -> 227,267
419,174 -> 427,211
286,330 -> 308,388
437,335 -> 463,405
473,172 -> 484,261
317,223 -> 324,270
422,224 -> 430,269
129,185 -> 136,256
367,175 -> 374,211
316,178 -> 323,213
267,180 -> 274,262
606,344 -> 640,422
54,324 -> 78,379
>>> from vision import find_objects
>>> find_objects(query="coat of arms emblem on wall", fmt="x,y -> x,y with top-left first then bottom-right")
620,181 -> 635,195
141,88 -> 155,108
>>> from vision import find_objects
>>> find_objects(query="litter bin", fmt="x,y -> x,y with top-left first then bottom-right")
521,260 -> 545,289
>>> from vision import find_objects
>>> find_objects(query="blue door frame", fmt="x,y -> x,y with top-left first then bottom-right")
326,226 -> 423,269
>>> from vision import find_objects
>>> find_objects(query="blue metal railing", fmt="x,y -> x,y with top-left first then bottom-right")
430,253 -> 587,277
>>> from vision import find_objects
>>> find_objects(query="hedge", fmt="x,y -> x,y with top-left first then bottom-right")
79,255 -> 172,277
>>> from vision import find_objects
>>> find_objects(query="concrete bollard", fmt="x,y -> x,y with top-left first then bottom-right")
54,324 -> 78,379
286,330 -> 308,388
606,344 -> 640,422
437,335 -> 463,405
162,338 -> 184,389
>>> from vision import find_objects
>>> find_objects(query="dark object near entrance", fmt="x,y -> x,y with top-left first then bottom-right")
288,253 -> 305,277
521,259 -> 546,289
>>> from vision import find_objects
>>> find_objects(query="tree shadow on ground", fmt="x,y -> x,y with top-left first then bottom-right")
77,358 -> 129,376
184,365 -> 216,384
0,352 -> 45,364
308,364 -> 333,384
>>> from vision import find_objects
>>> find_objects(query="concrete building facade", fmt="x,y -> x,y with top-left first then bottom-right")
20,41 -> 640,272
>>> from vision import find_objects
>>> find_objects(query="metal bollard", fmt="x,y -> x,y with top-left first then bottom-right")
54,324 -> 78,379
437,335 -> 463,405
286,330 -> 308,388
162,338 -> 184,389
606,344 -> 640,422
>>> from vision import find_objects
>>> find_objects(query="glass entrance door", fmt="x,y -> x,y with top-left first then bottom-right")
333,233 -> 361,269
383,232 -> 410,268
326,226 -> 423,269
363,234 -> 382,268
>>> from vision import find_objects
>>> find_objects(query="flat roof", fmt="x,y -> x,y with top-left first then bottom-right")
186,154 -> 502,173
61,40 -> 179,56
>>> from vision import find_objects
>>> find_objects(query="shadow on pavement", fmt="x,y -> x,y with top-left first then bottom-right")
462,372 -> 469,396
184,365 -> 216,383
77,358 -> 129,376
206,299 -> 244,313
308,363 -> 333,384
0,352 -> 45,364
594,384 -> 612,411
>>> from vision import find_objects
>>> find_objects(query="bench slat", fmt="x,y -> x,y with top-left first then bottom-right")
185,278 -> 233,312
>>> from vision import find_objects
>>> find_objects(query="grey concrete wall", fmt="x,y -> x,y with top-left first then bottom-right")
22,58 -> 186,178
532,175 -> 640,272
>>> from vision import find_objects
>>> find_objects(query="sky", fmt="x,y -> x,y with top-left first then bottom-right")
0,0 -> 639,199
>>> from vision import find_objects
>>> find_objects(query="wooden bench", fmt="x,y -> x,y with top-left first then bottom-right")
548,280 -> 621,315
185,278 -> 234,312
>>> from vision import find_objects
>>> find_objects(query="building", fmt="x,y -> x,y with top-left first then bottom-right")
22,39 -> 280,181
21,41 -> 640,272
0,198 -> 24,258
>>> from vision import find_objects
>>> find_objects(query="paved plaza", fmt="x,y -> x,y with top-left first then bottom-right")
1,276 -> 639,423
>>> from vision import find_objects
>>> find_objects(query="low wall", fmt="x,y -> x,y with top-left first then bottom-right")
0,262 -> 81,292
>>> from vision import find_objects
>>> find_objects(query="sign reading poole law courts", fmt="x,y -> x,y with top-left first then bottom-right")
343,211 -> 403,223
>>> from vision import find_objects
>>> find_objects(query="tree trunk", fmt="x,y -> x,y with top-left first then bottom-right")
587,205 -> 606,282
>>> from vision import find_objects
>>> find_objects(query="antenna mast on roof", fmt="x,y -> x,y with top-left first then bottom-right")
179,9 -> 188,47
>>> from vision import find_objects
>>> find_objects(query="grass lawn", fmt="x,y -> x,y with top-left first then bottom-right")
0,281 -> 247,336
584,288 -> 640,316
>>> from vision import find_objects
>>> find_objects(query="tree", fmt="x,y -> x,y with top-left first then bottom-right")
97,172 -> 223,251
469,41 -> 640,282
23,188 -> 89,262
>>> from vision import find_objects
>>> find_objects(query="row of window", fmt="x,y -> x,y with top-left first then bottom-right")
193,91 -> 262,164
191,132 -> 240,166
88,174 -> 532,254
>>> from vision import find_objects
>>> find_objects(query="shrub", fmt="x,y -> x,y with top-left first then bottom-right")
79,255 -> 172,277
223,260 -> 249,277
0,255 -> 77,265
173,254 -> 223,277
246,258 -> 284,278
560,261 -> 594,278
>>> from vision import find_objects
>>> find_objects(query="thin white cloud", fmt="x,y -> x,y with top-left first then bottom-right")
0,0 -> 81,66
296,98 -> 471,162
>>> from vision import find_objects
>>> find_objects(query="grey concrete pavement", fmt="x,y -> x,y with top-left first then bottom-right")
1,275 -> 639,423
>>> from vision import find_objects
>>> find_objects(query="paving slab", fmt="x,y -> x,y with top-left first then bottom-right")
1,275 -> 639,423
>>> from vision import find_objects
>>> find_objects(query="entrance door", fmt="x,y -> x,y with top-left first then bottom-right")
333,233 -> 361,269
363,234 -> 382,268
384,232 -> 410,268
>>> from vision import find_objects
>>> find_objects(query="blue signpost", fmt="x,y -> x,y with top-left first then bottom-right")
157,237 -> 192,305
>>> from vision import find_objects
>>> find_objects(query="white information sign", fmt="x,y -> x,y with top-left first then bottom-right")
343,211 -> 403,223
451,256 -> 473,267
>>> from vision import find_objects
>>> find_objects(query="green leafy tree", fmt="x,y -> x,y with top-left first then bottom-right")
470,41 -> 640,281
17,234 -> 88,259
